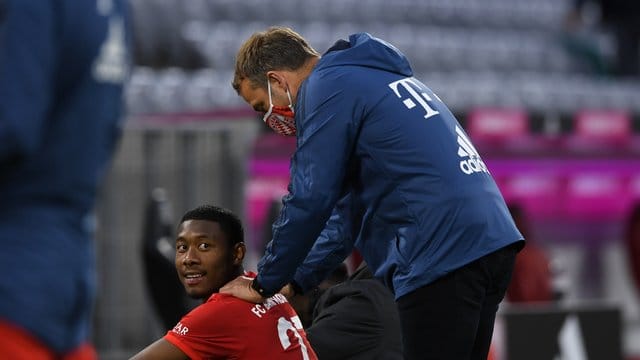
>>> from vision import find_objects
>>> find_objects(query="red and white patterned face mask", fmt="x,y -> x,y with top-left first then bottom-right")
263,80 -> 296,136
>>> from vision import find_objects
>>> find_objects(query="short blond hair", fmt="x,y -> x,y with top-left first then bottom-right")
232,26 -> 319,93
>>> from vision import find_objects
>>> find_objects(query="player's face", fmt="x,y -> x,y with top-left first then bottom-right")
175,220 -> 243,300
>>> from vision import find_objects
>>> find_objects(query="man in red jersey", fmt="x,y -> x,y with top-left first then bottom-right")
131,205 -> 317,360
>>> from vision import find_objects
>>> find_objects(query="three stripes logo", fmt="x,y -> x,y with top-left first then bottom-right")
456,125 -> 489,175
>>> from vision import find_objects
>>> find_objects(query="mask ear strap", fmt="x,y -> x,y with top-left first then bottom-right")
285,88 -> 293,108
262,79 -> 275,123
267,80 -> 274,105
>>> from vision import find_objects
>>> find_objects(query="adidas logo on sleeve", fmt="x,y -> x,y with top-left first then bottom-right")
456,125 -> 489,175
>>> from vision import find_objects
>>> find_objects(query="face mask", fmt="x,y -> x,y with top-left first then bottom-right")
263,80 -> 296,136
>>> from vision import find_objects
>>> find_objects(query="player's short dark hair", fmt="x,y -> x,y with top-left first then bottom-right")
180,205 -> 244,246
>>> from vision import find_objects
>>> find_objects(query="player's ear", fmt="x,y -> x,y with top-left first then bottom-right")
232,242 -> 246,265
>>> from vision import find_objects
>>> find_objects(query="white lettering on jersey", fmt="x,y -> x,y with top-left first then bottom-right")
251,304 -> 266,318
172,322 -> 189,336
263,293 -> 288,310
388,77 -> 440,119
277,317 -> 311,360
251,293 -> 289,318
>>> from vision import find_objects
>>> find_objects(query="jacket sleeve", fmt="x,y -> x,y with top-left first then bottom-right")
0,0 -> 55,167
292,192 -> 356,293
256,71 -> 361,295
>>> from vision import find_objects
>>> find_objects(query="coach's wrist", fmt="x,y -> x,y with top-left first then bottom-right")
251,278 -> 274,298
289,280 -> 303,297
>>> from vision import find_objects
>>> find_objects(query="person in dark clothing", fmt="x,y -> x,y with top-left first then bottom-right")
568,0 -> 640,77
625,204 -> 640,292
505,204 -> 554,303
141,188 -> 194,330
306,263 -> 403,360
222,26 -> 523,360
0,0 -> 131,358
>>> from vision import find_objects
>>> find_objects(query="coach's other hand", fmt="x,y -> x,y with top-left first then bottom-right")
220,275 -> 264,303
279,283 -> 296,299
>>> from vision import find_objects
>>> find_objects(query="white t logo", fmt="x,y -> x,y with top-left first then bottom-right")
388,77 -> 440,119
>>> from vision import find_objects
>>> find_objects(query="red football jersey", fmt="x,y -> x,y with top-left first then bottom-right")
164,282 -> 317,359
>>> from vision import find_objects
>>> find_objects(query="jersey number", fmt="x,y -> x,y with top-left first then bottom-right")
277,316 -> 311,360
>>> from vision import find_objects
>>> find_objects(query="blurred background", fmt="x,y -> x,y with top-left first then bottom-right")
96,0 -> 640,358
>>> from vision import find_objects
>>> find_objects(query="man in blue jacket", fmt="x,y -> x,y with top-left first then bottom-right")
0,0 -> 130,358
223,26 -> 524,359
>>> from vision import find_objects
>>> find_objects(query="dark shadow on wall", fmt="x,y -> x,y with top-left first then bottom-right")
141,188 -> 193,330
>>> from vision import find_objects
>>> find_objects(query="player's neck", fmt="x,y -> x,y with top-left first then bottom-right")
234,266 -> 244,278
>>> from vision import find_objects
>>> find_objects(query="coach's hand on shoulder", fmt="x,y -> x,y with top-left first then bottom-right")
279,283 -> 296,300
220,275 -> 264,303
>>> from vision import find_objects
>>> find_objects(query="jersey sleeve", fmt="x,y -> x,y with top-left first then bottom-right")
292,192 -> 356,292
164,296 -> 245,360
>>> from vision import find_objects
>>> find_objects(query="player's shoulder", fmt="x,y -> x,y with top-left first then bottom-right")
223,293 -> 293,313
206,293 -> 252,306
188,293 -> 256,325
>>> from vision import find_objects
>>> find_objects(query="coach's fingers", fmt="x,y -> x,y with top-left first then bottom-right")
220,275 -> 263,303
279,283 -> 295,299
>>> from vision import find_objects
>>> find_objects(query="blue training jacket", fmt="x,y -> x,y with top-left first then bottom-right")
0,0 -> 130,353
257,33 -> 523,299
